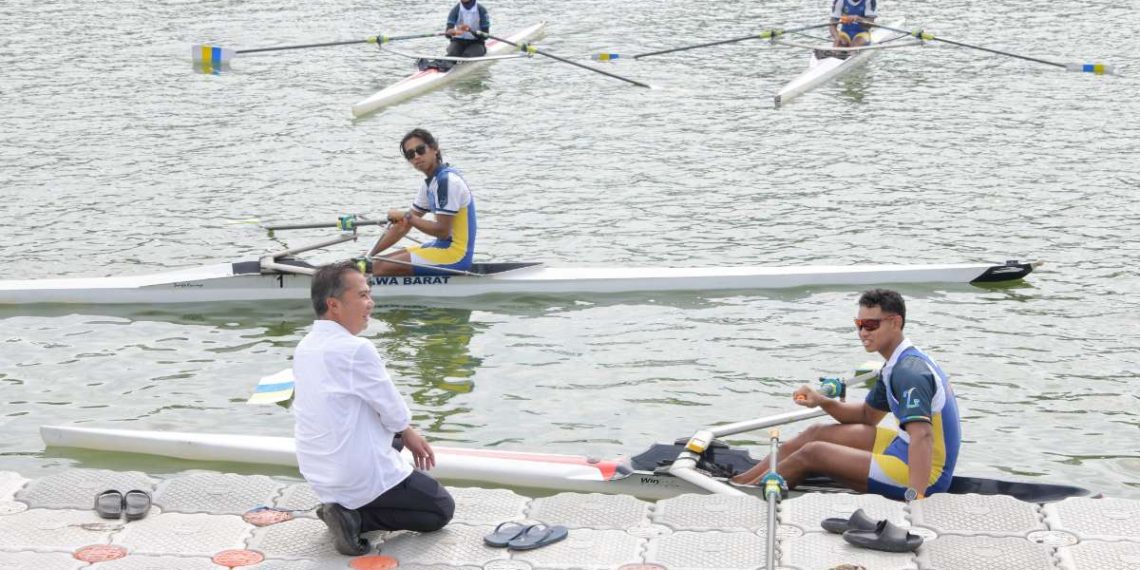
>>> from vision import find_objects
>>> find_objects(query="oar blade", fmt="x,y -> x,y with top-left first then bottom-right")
591,53 -> 622,62
1065,62 -> 1113,75
247,368 -> 295,405
191,44 -> 236,74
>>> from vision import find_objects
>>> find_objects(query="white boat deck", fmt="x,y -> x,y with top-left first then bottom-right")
2,468 -> 1134,569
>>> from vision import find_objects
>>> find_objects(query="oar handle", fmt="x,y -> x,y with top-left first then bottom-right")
476,32 -> 651,88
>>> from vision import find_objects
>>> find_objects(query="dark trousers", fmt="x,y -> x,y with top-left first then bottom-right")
356,470 -> 455,533
446,39 -> 487,58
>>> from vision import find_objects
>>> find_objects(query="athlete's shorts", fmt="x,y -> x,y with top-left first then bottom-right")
406,239 -> 473,276
838,25 -> 872,45
866,426 -> 952,499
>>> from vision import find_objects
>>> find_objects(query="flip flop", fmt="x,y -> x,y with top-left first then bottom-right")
94,490 -> 123,519
821,508 -> 880,534
123,489 -> 152,521
483,521 -> 527,547
506,523 -> 568,551
843,519 -> 923,553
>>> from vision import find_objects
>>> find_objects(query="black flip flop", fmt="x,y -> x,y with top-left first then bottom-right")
506,523 -> 568,551
483,521 -> 527,547
94,490 -> 124,520
123,489 -> 152,521
821,508 -> 880,534
843,519 -> 923,553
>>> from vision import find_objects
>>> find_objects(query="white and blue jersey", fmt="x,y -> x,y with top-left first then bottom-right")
406,164 -> 476,275
831,0 -> 878,40
446,1 -> 490,41
864,339 -> 962,498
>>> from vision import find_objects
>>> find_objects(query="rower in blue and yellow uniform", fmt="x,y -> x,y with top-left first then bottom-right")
368,128 -> 476,277
830,0 -> 878,48
445,0 -> 491,58
731,289 -> 961,503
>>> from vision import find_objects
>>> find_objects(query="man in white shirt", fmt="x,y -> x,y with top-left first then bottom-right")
293,260 -> 454,555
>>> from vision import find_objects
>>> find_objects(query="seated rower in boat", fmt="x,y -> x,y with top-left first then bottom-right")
368,128 -> 477,277
732,289 -> 960,503
418,0 -> 491,71
826,0 -> 878,59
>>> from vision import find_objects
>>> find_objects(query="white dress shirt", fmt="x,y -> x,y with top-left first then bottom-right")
292,319 -> 413,509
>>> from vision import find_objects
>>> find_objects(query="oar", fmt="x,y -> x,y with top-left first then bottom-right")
247,368 -> 295,405
474,31 -> 650,88
761,428 -> 785,570
868,23 -> 1113,74
192,32 -> 445,71
630,23 -> 832,60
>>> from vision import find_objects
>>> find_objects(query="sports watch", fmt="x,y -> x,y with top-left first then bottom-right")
904,487 -> 923,502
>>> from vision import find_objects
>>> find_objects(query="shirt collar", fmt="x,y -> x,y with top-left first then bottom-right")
424,162 -> 449,184
312,319 -> 353,336
882,337 -> 913,378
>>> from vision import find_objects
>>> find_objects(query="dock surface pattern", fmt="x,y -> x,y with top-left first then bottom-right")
1,469 -> 1138,569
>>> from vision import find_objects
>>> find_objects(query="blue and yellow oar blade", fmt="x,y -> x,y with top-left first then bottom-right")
1065,62 -> 1113,75
191,44 -> 236,74
247,368 -> 295,405
591,53 -> 623,62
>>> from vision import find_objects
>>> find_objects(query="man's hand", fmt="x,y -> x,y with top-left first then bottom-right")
401,428 -> 436,471
792,385 -> 827,408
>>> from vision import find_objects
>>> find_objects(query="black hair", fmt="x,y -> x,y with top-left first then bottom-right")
311,260 -> 362,317
858,288 -> 906,329
399,128 -> 442,165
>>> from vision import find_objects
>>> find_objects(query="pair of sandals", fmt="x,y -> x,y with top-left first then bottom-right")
95,489 -> 152,521
483,522 -> 569,550
821,508 -> 923,552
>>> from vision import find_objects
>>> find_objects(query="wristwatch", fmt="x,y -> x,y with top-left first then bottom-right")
904,487 -> 923,502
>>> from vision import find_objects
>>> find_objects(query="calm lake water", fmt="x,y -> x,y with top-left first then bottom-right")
2,0 -> 1138,499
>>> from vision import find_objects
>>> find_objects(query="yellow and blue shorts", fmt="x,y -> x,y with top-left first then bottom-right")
838,25 -> 872,45
867,426 -> 952,499
407,238 -> 473,276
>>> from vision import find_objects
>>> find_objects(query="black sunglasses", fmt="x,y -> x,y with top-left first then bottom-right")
403,143 -> 429,160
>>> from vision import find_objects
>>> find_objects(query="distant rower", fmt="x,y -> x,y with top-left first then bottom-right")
830,0 -> 878,48
369,128 -> 477,277
445,0 -> 490,58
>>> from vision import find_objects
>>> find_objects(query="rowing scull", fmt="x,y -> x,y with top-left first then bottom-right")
774,19 -> 905,106
39,425 -> 1091,503
0,259 -> 1037,306
352,22 -> 546,117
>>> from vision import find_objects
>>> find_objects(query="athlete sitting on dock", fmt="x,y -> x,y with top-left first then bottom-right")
368,128 -> 477,277
830,0 -> 877,48
732,289 -> 961,502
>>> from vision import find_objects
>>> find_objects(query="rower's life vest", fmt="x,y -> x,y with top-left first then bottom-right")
881,345 -> 961,475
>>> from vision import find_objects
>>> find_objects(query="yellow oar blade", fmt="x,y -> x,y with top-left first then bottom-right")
191,44 -> 236,74
591,53 -> 623,62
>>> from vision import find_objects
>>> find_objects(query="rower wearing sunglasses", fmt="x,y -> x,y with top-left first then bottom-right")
732,289 -> 961,504
368,128 -> 476,277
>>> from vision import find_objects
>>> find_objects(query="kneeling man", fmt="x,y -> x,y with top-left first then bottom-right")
294,260 -> 455,555
733,288 -> 960,502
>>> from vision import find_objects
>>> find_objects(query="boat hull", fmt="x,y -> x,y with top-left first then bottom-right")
41,426 -> 1091,503
352,22 -> 546,117
774,19 -> 902,106
0,260 -> 1036,305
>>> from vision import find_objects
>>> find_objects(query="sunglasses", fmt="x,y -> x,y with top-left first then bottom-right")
854,315 -> 896,332
403,143 -> 429,160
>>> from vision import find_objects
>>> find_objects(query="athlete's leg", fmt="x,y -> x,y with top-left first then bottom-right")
372,249 -> 414,277
778,441 -> 874,491
851,31 -> 872,47
733,422 -> 877,484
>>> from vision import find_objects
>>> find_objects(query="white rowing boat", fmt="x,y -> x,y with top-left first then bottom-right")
351,22 -> 546,117
40,425 -> 1091,503
0,259 -> 1036,306
774,19 -> 904,106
